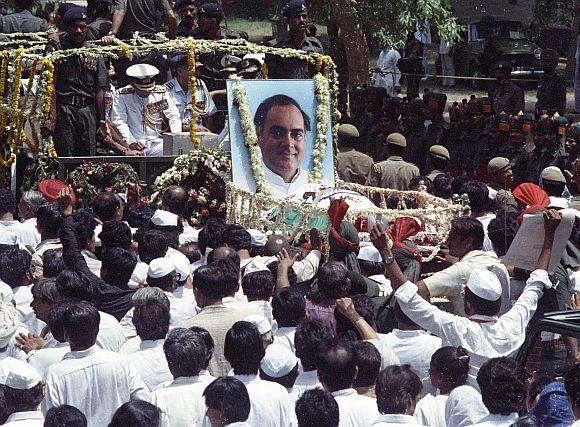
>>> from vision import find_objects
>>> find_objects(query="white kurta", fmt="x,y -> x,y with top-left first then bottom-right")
97,310 -> 126,352
289,369 -> 322,401
262,160 -> 309,200
233,373 -> 296,427
273,326 -> 296,353
13,286 -> 45,335
42,345 -> 150,427
0,220 -> 39,247
128,339 -> 172,392
471,413 -> 519,427
28,341 -> 70,378
394,269 -> 551,388
413,393 -> 448,427
2,410 -> 44,426
111,86 -> 181,156
21,218 -> 41,247
150,375 -> 215,427
246,250 -> 322,283
373,48 -> 401,96
331,388 -> 381,427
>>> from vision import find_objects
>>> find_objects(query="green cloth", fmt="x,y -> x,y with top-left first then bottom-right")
329,221 -> 361,274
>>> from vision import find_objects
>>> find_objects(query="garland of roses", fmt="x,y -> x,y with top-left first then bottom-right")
150,149 -> 231,225
66,162 -> 143,207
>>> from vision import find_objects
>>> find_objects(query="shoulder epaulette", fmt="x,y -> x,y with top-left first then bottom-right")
164,81 -> 175,90
152,85 -> 167,93
118,86 -> 135,94
372,163 -> 381,173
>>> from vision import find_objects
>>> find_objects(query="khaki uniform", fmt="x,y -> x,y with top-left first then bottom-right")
337,148 -> 374,185
489,183 -> 518,214
426,169 -> 446,182
366,155 -> 419,190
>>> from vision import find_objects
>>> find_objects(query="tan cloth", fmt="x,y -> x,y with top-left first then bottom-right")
179,304 -> 249,377
489,184 -> 518,213
366,155 -> 419,190
426,169 -> 446,182
337,148 -> 374,185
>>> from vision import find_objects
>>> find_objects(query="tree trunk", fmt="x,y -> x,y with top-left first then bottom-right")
564,0 -> 580,81
329,0 -> 370,87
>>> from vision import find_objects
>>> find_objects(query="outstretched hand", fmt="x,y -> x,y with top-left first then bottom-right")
543,209 -> 562,238
277,248 -> 299,270
56,186 -> 74,216
370,223 -> 390,253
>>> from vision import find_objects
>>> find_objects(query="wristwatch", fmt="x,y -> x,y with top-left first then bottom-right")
383,255 -> 395,265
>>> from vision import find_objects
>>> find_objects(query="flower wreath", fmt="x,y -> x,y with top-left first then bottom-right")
67,162 -> 143,207
150,149 -> 231,226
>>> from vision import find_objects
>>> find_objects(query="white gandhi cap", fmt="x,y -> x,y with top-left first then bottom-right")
243,259 -> 271,277
244,314 -> 272,335
357,245 -> 382,263
466,268 -> 502,301
0,301 -> 18,348
260,342 -> 298,378
0,358 -> 41,389
148,257 -> 176,279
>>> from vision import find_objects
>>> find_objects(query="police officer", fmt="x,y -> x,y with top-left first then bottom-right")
175,0 -> 197,37
366,133 -> 420,190
0,0 -> 45,33
487,157 -> 518,214
45,8 -> 108,157
111,64 -> 181,156
265,0 -> 323,79
425,145 -> 450,182
337,124 -> 373,185
491,61 -> 524,115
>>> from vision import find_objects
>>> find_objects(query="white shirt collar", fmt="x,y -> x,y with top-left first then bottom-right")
63,344 -> 99,360
468,314 -> 499,323
331,388 -> 358,397
261,160 -> 307,199
139,339 -> 165,351
373,414 -> 418,424
5,411 -> 44,422
233,373 -> 261,385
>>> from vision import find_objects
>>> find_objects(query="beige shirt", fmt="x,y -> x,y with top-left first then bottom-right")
366,156 -> 419,190
337,148 -> 374,185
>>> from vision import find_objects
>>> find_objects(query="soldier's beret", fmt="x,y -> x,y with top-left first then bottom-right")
61,6 -> 87,27
283,0 -> 307,17
386,133 -> 406,148
198,2 -> 223,18
338,124 -> 359,139
174,0 -> 195,9
487,157 -> 511,175
429,145 -> 450,160
541,167 -> 566,184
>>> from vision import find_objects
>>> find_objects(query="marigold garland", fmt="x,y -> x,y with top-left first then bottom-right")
315,53 -> 323,75
42,58 -> 54,120
187,41 -> 201,149
261,61 -> 268,79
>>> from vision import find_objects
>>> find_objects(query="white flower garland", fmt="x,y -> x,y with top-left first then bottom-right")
310,73 -> 330,182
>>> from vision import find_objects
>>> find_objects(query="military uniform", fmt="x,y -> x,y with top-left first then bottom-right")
489,184 -> 518,213
337,148 -> 374,185
0,9 -> 45,33
265,35 -> 323,79
492,81 -> 524,115
52,37 -> 108,156
366,156 -> 419,190
426,169 -> 446,182
536,71 -> 567,116
177,21 -> 196,37
402,125 -> 428,172
163,77 -> 217,124
87,16 -> 112,41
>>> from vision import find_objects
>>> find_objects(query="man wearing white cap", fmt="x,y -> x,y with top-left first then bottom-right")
370,209 -> 561,388
540,166 -> 571,209
0,358 -> 44,426
0,301 -> 25,362
112,63 -> 181,156
260,342 -> 299,398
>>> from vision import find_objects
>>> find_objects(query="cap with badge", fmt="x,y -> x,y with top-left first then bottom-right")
260,342 -> 298,378
386,133 -> 406,148
127,64 -> 160,92
0,302 -> 18,348
283,0 -> 307,17
494,60 -> 513,74
198,2 -> 224,19
476,97 -> 493,114
148,257 -> 176,279
169,54 -> 188,70
0,358 -> 42,390
429,145 -> 450,160
150,209 -> 178,227
487,157 -> 511,175
61,6 -> 87,27
466,268 -> 502,301
497,112 -> 511,133
424,92 -> 447,114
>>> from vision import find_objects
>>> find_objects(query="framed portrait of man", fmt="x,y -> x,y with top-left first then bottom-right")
227,79 -> 335,199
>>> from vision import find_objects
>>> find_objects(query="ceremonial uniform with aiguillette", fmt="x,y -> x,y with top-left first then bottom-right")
111,64 -> 181,156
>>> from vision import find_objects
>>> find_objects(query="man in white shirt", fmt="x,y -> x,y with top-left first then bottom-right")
317,337 -> 380,427
369,210 -> 560,388
241,266 -> 276,325
0,358 -> 44,426
31,203 -> 63,279
42,301 -> 150,427
225,321 -> 295,427
151,327 -> 215,426
128,296 -> 172,392
293,319 -> 332,396
460,180 -> 497,254
471,357 -> 524,427
17,190 -> 45,248
295,388 -> 340,427
0,189 -> 39,248
272,288 -> 306,353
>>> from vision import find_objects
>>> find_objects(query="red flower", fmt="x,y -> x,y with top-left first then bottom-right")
232,97 -> 239,107
201,209 -> 210,217
315,88 -> 321,94
104,186 -> 111,192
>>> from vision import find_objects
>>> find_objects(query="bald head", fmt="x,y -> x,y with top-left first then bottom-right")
317,338 -> 356,392
263,235 -> 290,256
162,185 -> 188,216
207,246 -> 238,264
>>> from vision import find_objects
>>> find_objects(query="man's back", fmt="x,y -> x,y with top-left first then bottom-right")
366,156 -> 420,190
337,149 -> 374,185
179,305 -> 248,376
114,0 -> 170,39
43,345 -> 149,427
331,388 -> 381,427
0,10 -> 45,33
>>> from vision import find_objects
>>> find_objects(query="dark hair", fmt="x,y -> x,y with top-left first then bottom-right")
14,0 -> 35,10
127,205 -> 154,229
164,327 -> 210,378
92,192 -> 120,222
48,300 -> 69,342
433,174 -> 454,199
36,202 -> 63,237
295,388 -> 339,427
208,253 -> 240,296
451,175 -> 472,195
392,301 -> 418,328
179,242 -> 202,264
101,248 -> 137,289
188,326 -> 214,367
44,405 -> 87,427
133,298 -> 170,341
376,364 -> 422,414
353,341 -> 381,388
193,264 -> 231,299
461,180 -> 491,213
241,270 -> 275,300
42,248 -> 66,278
317,261 -> 351,299
203,377 -> 250,424
4,382 -> 44,412
224,321 -> 265,375
542,180 -> 566,198
487,211 -> 519,257
0,188 -> 16,216
429,152 -> 449,170
197,218 -> 226,254
138,230 -> 168,264
0,248 -> 31,288
31,278 -> 60,304
268,261 -> 297,287
272,288 -> 306,327
108,400 -> 160,427
55,270 -> 94,300
335,294 -> 376,341
430,346 -> 470,393
72,208 -> 97,248
450,217 -> 484,250
477,357 -> 526,415
409,176 -> 434,193
99,221 -> 132,250
565,363 -> 580,409
61,301 -> 100,348
162,186 -> 188,215
317,338 -> 356,392
254,94 -> 311,135
295,319 -> 334,371
223,224 -> 252,251
464,286 -> 502,316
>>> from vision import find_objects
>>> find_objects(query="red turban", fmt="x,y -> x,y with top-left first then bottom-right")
512,183 -> 549,223
387,217 -> 423,262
